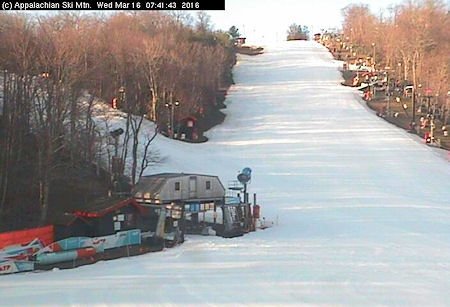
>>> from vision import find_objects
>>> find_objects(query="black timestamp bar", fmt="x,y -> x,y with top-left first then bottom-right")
143,1 -> 224,10
1,0 -> 225,10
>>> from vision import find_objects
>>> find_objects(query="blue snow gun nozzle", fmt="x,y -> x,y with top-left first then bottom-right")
237,167 -> 252,184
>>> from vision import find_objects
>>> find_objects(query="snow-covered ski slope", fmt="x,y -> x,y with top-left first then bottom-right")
2,41 -> 450,306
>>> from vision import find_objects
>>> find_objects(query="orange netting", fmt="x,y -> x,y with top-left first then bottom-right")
0,225 -> 54,249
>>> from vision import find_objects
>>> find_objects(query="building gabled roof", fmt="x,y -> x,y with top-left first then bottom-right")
141,172 -> 220,179
133,176 -> 167,198
133,173 -> 224,200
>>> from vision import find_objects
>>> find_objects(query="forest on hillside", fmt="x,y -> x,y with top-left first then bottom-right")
0,11 -> 237,230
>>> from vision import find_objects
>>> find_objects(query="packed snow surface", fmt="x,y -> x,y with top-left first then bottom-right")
2,41 -> 450,306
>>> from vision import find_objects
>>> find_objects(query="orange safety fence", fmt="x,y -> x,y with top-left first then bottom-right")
0,225 -> 54,249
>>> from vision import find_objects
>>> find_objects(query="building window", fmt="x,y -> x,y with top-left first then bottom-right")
175,182 -> 180,191
206,181 -> 211,190
126,213 -> 134,227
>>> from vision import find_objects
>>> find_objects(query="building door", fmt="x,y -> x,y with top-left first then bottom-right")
189,176 -> 197,198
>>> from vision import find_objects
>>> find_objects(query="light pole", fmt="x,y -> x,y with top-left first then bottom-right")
411,84 -> 422,132
165,100 -> 180,138
109,128 -> 124,193
2,70 -> 6,116
446,91 -> 450,126
371,43 -> 376,70
397,62 -> 402,81
118,86 -> 125,110
411,86 -> 416,131
385,67 -> 391,116
428,93 -> 439,142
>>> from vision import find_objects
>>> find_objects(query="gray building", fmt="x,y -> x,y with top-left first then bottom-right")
132,173 -> 247,238
132,173 -> 225,203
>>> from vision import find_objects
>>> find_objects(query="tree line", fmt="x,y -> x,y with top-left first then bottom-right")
341,0 -> 449,102
0,11 -> 236,230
